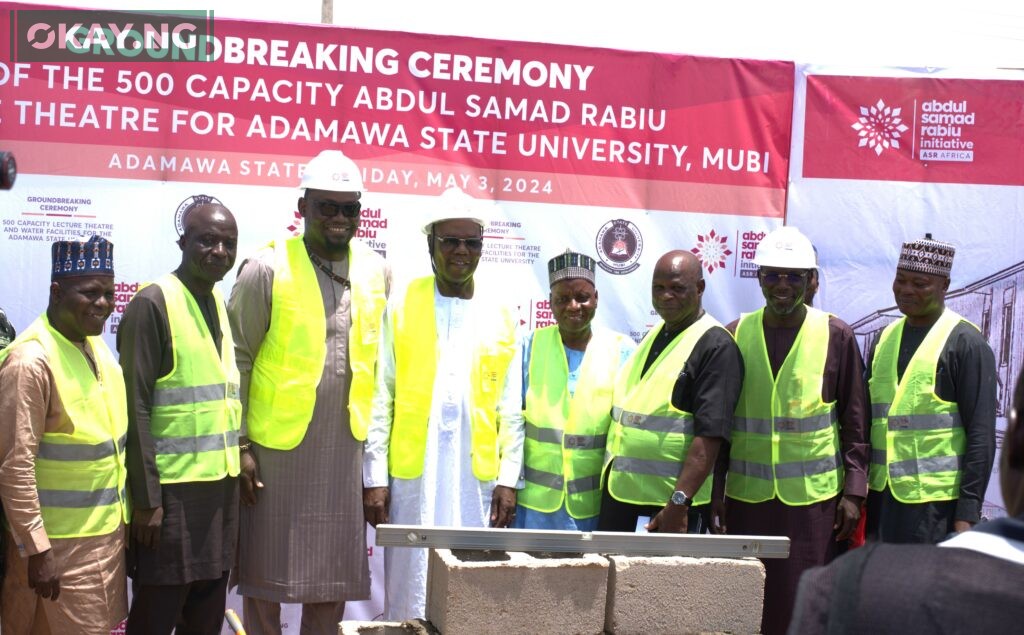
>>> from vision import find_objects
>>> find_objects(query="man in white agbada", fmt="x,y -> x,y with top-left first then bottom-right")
363,187 -> 524,621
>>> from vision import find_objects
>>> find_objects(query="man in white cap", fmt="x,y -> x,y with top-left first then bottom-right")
362,187 -> 523,621
228,150 -> 389,634
865,234 -> 995,544
0,236 -> 128,634
714,226 -> 869,635
514,250 -> 635,531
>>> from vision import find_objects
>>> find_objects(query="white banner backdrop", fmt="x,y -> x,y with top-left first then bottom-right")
787,64 -> 1024,520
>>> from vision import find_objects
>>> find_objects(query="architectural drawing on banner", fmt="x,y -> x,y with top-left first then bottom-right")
851,260 -> 1024,516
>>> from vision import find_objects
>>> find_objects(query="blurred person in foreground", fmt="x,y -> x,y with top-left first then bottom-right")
789,363 -> 1024,634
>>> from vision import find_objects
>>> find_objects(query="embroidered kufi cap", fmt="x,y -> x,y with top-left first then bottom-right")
548,249 -> 596,286
51,235 -> 114,280
898,233 -> 955,277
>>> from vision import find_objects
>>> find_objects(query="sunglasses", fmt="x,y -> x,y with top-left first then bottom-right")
759,271 -> 808,286
434,235 -> 484,252
310,199 -> 361,218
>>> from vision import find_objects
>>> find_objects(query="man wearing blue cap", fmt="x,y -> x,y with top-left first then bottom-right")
229,150 -> 388,634
0,236 -> 129,634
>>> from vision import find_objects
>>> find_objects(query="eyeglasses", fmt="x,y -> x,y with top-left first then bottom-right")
309,199 -> 361,218
434,235 -> 484,252
759,270 -> 809,286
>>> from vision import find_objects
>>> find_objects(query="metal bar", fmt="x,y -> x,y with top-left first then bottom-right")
375,525 -> 790,559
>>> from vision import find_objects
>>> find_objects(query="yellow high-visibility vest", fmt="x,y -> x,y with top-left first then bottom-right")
389,275 -> 517,481
521,326 -> 629,518
727,307 -> 842,506
0,315 -> 129,538
868,309 -> 967,502
149,274 -> 241,483
604,313 -> 720,506
248,236 -> 386,448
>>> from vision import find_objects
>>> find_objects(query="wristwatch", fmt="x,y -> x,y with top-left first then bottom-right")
670,490 -> 692,507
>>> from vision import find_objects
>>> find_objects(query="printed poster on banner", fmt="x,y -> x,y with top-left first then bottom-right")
788,65 -> 1024,520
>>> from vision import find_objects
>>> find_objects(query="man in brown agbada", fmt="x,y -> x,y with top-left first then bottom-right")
229,150 -> 389,634
0,236 -> 128,634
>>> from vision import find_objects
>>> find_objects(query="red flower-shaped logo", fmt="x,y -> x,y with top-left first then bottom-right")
691,229 -> 732,273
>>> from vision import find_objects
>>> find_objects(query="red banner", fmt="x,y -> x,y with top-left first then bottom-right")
802,74 -> 1024,186
0,3 -> 793,215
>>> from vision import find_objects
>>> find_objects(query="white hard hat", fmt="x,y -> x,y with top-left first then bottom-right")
753,226 -> 817,269
421,187 -> 489,235
299,150 -> 364,192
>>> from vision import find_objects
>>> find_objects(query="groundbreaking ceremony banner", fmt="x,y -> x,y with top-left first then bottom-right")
0,4 -> 794,630
787,64 -> 1024,521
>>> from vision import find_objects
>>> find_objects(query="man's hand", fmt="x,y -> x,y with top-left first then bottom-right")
131,506 -> 164,550
647,503 -> 689,533
833,494 -> 864,541
363,486 -> 390,527
953,520 -> 973,533
28,549 -> 60,601
489,485 -> 516,528
710,497 -> 728,534
240,449 -> 263,506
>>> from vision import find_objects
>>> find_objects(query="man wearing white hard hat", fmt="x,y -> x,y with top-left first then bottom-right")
713,226 -> 869,635
363,187 -> 523,621
228,150 -> 389,634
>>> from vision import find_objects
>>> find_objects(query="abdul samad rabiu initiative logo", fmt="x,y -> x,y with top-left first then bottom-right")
851,99 -> 909,156
691,229 -> 732,274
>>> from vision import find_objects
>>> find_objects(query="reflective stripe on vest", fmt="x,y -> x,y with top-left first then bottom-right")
520,326 -> 626,518
0,315 -> 129,538
730,453 -> 841,480
605,314 -> 720,507
390,275 -> 517,481
248,237 -> 387,448
613,406 -> 695,435
726,307 -> 842,506
149,274 -> 241,484
153,430 -> 241,456
38,487 -> 125,508
153,383 -> 232,407
868,310 -> 967,502
37,433 -> 126,461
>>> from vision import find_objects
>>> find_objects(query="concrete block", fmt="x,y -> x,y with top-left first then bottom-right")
605,555 -> 765,635
427,549 -> 609,635
338,619 -> 436,635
